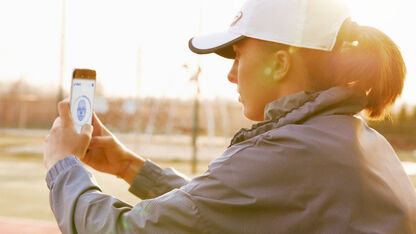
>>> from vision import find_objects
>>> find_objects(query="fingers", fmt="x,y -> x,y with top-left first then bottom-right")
58,101 -> 73,126
81,123 -> 93,134
79,124 -> 94,160
51,117 -> 61,128
89,136 -> 114,149
92,112 -> 111,136
91,112 -> 102,135
92,112 -> 102,126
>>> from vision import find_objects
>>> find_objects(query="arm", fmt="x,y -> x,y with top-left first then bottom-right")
47,156 -> 202,234
84,111 -> 189,198
44,100 -> 188,198
106,150 -> 189,199
127,160 -> 189,199
48,136 -> 299,234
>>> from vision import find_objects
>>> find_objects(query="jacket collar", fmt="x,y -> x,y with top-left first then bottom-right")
229,86 -> 367,147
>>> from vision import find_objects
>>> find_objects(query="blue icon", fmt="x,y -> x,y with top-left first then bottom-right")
77,99 -> 87,121
72,95 -> 91,126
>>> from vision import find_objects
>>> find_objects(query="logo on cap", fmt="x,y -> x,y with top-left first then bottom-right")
230,11 -> 243,27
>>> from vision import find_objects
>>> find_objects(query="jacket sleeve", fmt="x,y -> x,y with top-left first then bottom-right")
46,156 -> 203,234
128,160 -> 189,199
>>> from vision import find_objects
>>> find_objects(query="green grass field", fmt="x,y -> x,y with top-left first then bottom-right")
0,133 -> 415,222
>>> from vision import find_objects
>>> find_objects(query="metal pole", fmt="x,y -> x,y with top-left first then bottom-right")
190,0 -> 204,175
57,0 -> 66,104
191,67 -> 201,174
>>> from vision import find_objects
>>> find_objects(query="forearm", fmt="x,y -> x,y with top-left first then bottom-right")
47,156 -> 101,234
128,159 -> 190,199
47,156 -> 137,233
120,151 -> 144,185
46,156 -> 201,233
115,150 -> 189,199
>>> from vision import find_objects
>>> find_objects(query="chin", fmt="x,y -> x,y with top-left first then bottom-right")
243,107 -> 264,122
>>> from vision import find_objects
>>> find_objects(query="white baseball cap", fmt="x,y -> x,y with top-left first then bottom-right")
189,0 -> 350,59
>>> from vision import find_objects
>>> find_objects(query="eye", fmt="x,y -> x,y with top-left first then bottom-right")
232,46 -> 240,58
234,50 -> 240,59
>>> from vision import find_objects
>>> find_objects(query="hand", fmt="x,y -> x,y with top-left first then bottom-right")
44,101 -> 93,170
82,112 -> 144,181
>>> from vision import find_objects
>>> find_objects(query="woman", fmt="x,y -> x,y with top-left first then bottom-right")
44,0 -> 416,233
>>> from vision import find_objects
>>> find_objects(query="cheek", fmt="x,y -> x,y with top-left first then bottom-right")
237,60 -> 256,87
241,58 -> 273,85
256,64 -> 275,88
238,66 -> 270,99
237,63 -> 273,120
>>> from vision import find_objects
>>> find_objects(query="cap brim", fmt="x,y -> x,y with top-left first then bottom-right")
188,32 -> 245,59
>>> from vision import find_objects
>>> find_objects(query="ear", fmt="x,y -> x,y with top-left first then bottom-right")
271,50 -> 291,82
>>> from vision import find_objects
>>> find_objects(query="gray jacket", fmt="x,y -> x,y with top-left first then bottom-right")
46,86 -> 416,234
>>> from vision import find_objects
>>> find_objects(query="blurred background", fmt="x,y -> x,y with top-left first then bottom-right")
0,0 -> 415,233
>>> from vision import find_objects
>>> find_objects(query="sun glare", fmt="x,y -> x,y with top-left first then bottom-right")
0,0 -> 414,103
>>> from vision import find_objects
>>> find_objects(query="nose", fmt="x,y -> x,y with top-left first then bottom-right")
227,59 -> 238,84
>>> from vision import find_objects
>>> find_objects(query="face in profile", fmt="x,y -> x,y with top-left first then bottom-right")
228,38 -> 288,121
77,99 -> 87,121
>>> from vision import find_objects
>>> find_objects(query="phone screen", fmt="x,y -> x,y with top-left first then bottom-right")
70,70 -> 96,133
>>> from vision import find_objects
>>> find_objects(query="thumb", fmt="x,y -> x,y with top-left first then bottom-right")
80,124 -> 93,140
89,135 -> 114,149
76,124 -> 93,160
58,101 -> 73,126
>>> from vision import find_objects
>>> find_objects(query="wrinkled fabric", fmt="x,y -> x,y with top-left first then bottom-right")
47,86 -> 416,234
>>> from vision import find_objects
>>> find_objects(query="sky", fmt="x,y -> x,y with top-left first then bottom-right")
0,0 -> 415,105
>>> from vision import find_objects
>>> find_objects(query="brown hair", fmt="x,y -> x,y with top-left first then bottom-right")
299,18 -> 407,120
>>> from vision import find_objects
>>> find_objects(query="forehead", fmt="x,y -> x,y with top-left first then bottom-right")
234,38 -> 258,49
233,38 -> 278,56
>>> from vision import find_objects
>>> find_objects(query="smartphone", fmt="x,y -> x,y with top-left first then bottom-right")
70,68 -> 96,133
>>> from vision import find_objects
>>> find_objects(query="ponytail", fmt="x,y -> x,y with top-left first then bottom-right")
300,18 -> 407,120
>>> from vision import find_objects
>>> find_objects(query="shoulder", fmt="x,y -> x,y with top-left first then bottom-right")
246,114 -> 366,160
205,115 -> 368,190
